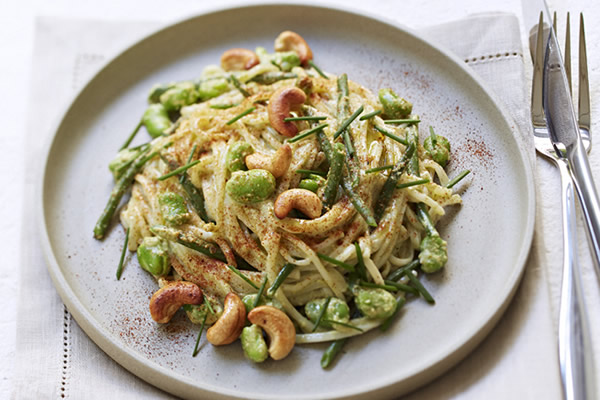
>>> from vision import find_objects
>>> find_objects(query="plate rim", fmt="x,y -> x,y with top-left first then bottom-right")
37,2 -> 536,399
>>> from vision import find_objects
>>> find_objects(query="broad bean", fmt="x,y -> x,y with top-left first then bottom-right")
419,235 -> 448,273
241,294 -> 283,313
197,77 -> 230,101
272,51 -> 301,72
136,236 -> 170,276
423,134 -> 451,167
159,82 -> 199,112
355,288 -> 397,319
241,324 -> 268,362
158,192 -> 190,226
305,297 -> 350,329
142,104 -> 171,138
225,169 -> 276,204
226,142 -> 254,172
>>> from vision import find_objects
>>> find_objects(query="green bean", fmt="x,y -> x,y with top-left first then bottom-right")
323,320 -> 363,332
415,202 -> 436,235
150,225 -> 226,262
383,280 -> 419,295
354,242 -> 368,281
374,142 -> 416,221
250,71 -> 297,85
209,103 -> 237,110
266,263 -> 296,297
226,107 -> 256,125
321,339 -> 347,369
229,74 -> 250,97
142,104 -> 171,138
322,143 -> 344,208
115,227 -> 130,280
181,145 -> 197,183
120,120 -> 143,151
359,281 -> 398,292
94,147 -> 155,239
308,60 -> 329,79
365,165 -> 393,174
383,118 -> 420,125
446,170 -> 471,189
253,276 -> 269,309
406,124 -> 420,176
378,88 -> 412,119
380,297 -> 406,332
341,178 -> 377,228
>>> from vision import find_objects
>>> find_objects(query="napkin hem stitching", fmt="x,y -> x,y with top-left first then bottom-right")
60,306 -> 71,399
464,51 -> 523,65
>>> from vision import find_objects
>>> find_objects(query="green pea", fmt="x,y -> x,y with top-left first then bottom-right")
197,77 -> 230,101
423,134 -> 451,167
378,88 -> 413,119
305,297 -> 350,329
183,302 -> 223,325
241,294 -> 283,313
225,169 -> 276,204
226,142 -> 254,172
158,191 -> 190,226
355,288 -> 397,319
159,81 -> 199,112
241,324 -> 268,363
272,51 -> 301,72
142,104 -> 171,138
419,234 -> 448,273
136,237 -> 170,276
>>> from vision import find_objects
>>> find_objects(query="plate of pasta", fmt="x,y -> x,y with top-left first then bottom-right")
39,4 -> 534,400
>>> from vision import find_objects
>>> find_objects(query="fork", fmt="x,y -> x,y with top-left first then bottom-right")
531,13 -> 595,400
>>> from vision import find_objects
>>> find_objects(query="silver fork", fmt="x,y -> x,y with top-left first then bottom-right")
531,13 -> 595,400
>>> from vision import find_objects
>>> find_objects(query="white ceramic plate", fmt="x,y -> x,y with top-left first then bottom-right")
39,4 -> 535,399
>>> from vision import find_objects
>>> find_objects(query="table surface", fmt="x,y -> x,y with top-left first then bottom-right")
3,0 -> 599,398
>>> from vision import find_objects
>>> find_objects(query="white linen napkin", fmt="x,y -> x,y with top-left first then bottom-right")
12,14 -> 563,399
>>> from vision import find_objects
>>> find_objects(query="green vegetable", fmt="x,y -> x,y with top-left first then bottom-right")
298,179 -> 320,192
322,142 -> 344,208
226,142 -> 254,172
307,60 -> 328,79
250,71 -> 297,85
241,324 -> 268,363
229,75 -> 250,97
142,104 -> 171,138
378,88 -> 412,119
226,264 -> 260,290
108,147 -> 141,180
266,263 -> 296,297
373,124 -> 408,145
158,192 -> 190,226
226,107 -> 256,125
446,170 -> 471,189
197,77 -> 230,100
321,338 -> 346,369
184,302 -> 223,325
359,109 -> 382,121
406,270 -> 435,304
241,294 -> 283,313
373,142 -> 416,221
119,120 -> 143,151
380,297 -> 406,332
406,124 -> 420,176
225,169 -> 276,204
157,160 -> 200,181
423,126 -> 450,167
355,287 -> 397,319
287,123 -> 328,143
305,297 -> 350,330
150,225 -> 226,262
115,227 -> 130,280
272,51 -> 301,71
136,236 -> 170,276
159,81 -> 199,112
148,83 -> 172,104
415,203 -> 447,273
341,177 -> 377,228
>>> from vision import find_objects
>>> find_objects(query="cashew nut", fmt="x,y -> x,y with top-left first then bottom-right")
245,144 -> 292,178
220,48 -> 260,71
274,31 -> 313,65
149,281 -> 203,324
247,305 -> 296,360
274,188 -> 322,219
206,293 -> 246,345
267,87 -> 307,137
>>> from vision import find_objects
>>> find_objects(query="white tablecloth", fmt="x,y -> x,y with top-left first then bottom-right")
4,0 -> 600,399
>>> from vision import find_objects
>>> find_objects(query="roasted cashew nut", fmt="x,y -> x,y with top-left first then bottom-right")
274,31 -> 313,65
267,87 -> 307,137
149,281 -> 203,323
247,305 -> 296,360
220,48 -> 260,71
274,188 -> 322,219
245,144 -> 292,178
206,292 -> 246,345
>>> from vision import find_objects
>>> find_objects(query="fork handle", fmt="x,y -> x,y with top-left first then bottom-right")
567,141 -> 600,275
557,159 -> 595,400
